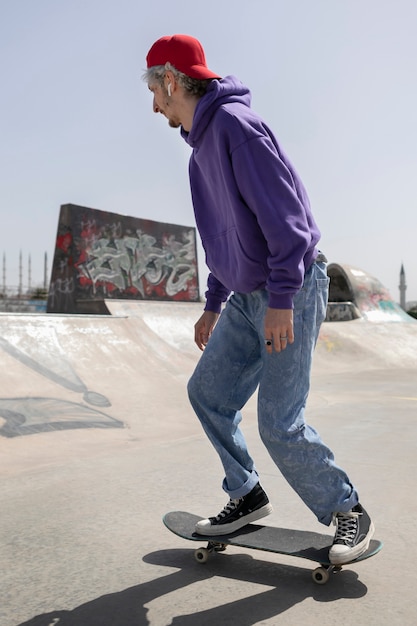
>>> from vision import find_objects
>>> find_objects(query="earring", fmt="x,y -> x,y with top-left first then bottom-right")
167,83 -> 172,97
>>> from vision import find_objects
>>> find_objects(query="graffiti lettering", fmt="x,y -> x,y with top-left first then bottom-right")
76,229 -> 196,297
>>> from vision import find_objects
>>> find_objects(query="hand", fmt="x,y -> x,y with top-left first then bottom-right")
194,310 -> 220,351
264,307 -> 294,353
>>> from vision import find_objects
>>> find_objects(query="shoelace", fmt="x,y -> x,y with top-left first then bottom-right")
333,510 -> 360,542
214,498 -> 243,521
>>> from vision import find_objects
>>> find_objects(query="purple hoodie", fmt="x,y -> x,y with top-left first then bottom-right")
181,76 -> 321,313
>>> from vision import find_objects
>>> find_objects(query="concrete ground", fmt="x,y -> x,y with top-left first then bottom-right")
1,301 -> 416,626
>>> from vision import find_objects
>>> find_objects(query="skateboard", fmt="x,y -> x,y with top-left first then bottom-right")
163,511 -> 382,585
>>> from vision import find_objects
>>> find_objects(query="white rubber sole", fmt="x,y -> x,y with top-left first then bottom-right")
194,503 -> 273,536
329,521 -> 375,565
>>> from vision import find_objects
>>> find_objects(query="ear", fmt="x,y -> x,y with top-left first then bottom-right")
164,70 -> 175,94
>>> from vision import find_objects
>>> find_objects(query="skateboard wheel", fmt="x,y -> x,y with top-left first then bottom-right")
194,548 -> 209,563
312,566 -> 330,585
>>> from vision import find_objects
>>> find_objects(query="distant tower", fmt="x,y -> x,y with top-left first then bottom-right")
28,254 -> 32,292
18,250 -> 23,298
399,264 -> 407,310
2,253 -> 5,296
43,252 -> 48,290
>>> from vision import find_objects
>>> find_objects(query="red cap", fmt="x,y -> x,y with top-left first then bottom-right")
146,34 -> 221,80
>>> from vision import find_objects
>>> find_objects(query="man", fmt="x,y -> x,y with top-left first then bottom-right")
143,34 -> 374,565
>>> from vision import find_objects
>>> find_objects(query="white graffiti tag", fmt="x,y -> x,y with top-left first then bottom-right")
77,230 -> 197,297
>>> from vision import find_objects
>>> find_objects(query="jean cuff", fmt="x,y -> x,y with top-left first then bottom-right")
223,470 -> 259,499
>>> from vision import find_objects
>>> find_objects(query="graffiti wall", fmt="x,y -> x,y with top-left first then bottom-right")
47,204 -> 199,313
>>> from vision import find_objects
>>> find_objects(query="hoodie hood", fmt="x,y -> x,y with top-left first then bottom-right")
181,75 -> 251,147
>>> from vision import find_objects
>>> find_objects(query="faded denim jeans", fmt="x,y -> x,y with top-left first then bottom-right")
187,260 -> 358,526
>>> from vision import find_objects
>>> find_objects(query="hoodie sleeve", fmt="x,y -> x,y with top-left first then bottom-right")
204,273 -> 231,313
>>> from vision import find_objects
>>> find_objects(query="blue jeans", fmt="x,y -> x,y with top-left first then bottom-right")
187,261 -> 358,526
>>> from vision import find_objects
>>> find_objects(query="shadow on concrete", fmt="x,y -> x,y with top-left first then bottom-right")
17,549 -> 368,626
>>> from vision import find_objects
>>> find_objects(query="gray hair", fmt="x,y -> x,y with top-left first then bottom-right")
143,62 -> 211,97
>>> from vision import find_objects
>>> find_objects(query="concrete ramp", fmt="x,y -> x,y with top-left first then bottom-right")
104,300 -> 201,356
105,299 -> 417,372
315,318 -> 417,372
0,300 -> 416,442
0,305 -> 202,441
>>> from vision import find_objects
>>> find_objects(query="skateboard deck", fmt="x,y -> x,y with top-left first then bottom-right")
163,511 -> 382,584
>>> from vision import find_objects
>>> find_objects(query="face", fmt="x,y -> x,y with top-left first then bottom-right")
148,81 -> 181,129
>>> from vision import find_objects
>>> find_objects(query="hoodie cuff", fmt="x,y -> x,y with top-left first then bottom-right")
204,294 -> 223,314
268,291 -> 294,310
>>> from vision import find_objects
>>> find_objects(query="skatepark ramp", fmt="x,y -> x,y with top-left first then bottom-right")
0,296 -> 416,440
0,304 -> 202,440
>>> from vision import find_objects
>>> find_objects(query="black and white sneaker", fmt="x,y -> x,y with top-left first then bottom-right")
329,503 -> 375,565
195,483 -> 273,536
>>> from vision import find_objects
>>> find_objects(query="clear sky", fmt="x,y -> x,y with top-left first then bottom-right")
1,0 -> 416,303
